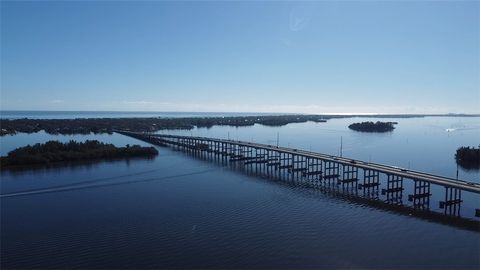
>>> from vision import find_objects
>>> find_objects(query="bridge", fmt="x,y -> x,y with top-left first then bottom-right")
117,131 -> 480,223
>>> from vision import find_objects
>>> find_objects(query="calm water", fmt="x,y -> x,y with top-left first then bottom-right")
1,116 -> 479,268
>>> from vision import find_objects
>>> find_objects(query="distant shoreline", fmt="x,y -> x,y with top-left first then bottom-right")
0,115 -> 327,136
1,110 -> 479,120
1,113 -> 479,136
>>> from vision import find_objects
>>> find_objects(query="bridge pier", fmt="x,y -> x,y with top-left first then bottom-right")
440,187 -> 462,216
303,158 -> 322,181
279,153 -> 293,171
340,165 -> 358,194
323,161 -> 340,186
221,143 -> 231,157
340,165 -> 358,184
383,174 -> 404,204
292,155 -> 308,178
409,180 -> 431,210
360,169 -> 380,198
266,151 -> 280,180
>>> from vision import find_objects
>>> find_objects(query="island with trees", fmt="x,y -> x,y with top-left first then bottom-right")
455,146 -> 480,170
0,115 -> 328,136
348,121 -> 397,133
1,114 -> 478,136
0,140 -> 158,170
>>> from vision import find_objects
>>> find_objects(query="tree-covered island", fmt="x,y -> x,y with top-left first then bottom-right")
455,146 -> 480,170
2,114 -> 477,136
348,121 -> 397,132
0,115 -> 328,136
0,140 -> 158,170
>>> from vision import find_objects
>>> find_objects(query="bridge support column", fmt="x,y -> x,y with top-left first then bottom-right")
409,180 -> 431,210
228,144 -> 239,162
279,153 -> 293,171
340,165 -> 358,184
340,165 -> 358,193
222,143 -> 230,156
262,149 -> 270,173
303,158 -> 322,181
266,151 -> 281,176
323,161 -> 339,185
440,187 -> 462,216
188,139 -> 195,156
292,155 -> 307,178
215,142 -> 221,161
360,169 -> 380,198
382,175 -> 404,204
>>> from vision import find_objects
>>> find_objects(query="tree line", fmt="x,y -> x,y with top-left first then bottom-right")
348,121 -> 397,132
0,140 -> 158,169
0,115 -> 328,136
455,146 -> 480,170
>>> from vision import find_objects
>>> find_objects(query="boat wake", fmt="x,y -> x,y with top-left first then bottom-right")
0,168 -> 213,198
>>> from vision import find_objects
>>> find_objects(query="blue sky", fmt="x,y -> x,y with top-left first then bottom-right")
1,1 -> 479,114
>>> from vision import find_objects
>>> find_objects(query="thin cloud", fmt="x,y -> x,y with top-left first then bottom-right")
289,15 -> 308,32
289,6 -> 314,32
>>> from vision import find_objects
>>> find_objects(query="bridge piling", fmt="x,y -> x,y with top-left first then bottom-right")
360,169 -> 380,199
324,161 -> 340,184
440,187 -> 462,216
383,174 -> 404,204
340,165 -> 358,194
409,180 -> 431,210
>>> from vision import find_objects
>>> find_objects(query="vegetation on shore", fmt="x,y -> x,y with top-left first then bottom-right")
0,140 -> 158,169
455,146 -> 480,170
0,115 -> 327,136
348,121 -> 397,132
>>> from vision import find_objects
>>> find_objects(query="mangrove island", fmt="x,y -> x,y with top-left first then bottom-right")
348,121 -> 397,133
0,115 -> 328,136
455,146 -> 480,170
2,114 -> 477,136
0,140 -> 158,170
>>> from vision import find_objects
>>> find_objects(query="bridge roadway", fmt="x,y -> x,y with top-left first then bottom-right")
137,133 -> 480,194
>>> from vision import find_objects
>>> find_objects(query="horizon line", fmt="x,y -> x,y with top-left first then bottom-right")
1,110 -> 479,117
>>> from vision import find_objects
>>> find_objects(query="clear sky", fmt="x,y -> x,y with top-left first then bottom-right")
1,1 -> 479,114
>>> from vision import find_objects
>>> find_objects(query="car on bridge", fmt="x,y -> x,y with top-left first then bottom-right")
392,166 -> 408,172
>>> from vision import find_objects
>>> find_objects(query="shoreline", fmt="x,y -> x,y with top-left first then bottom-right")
2,113 -> 479,136
0,140 -> 159,170
1,111 -> 480,119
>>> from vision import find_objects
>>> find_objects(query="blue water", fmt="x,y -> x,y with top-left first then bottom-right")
1,116 -> 480,268
156,116 -> 480,182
